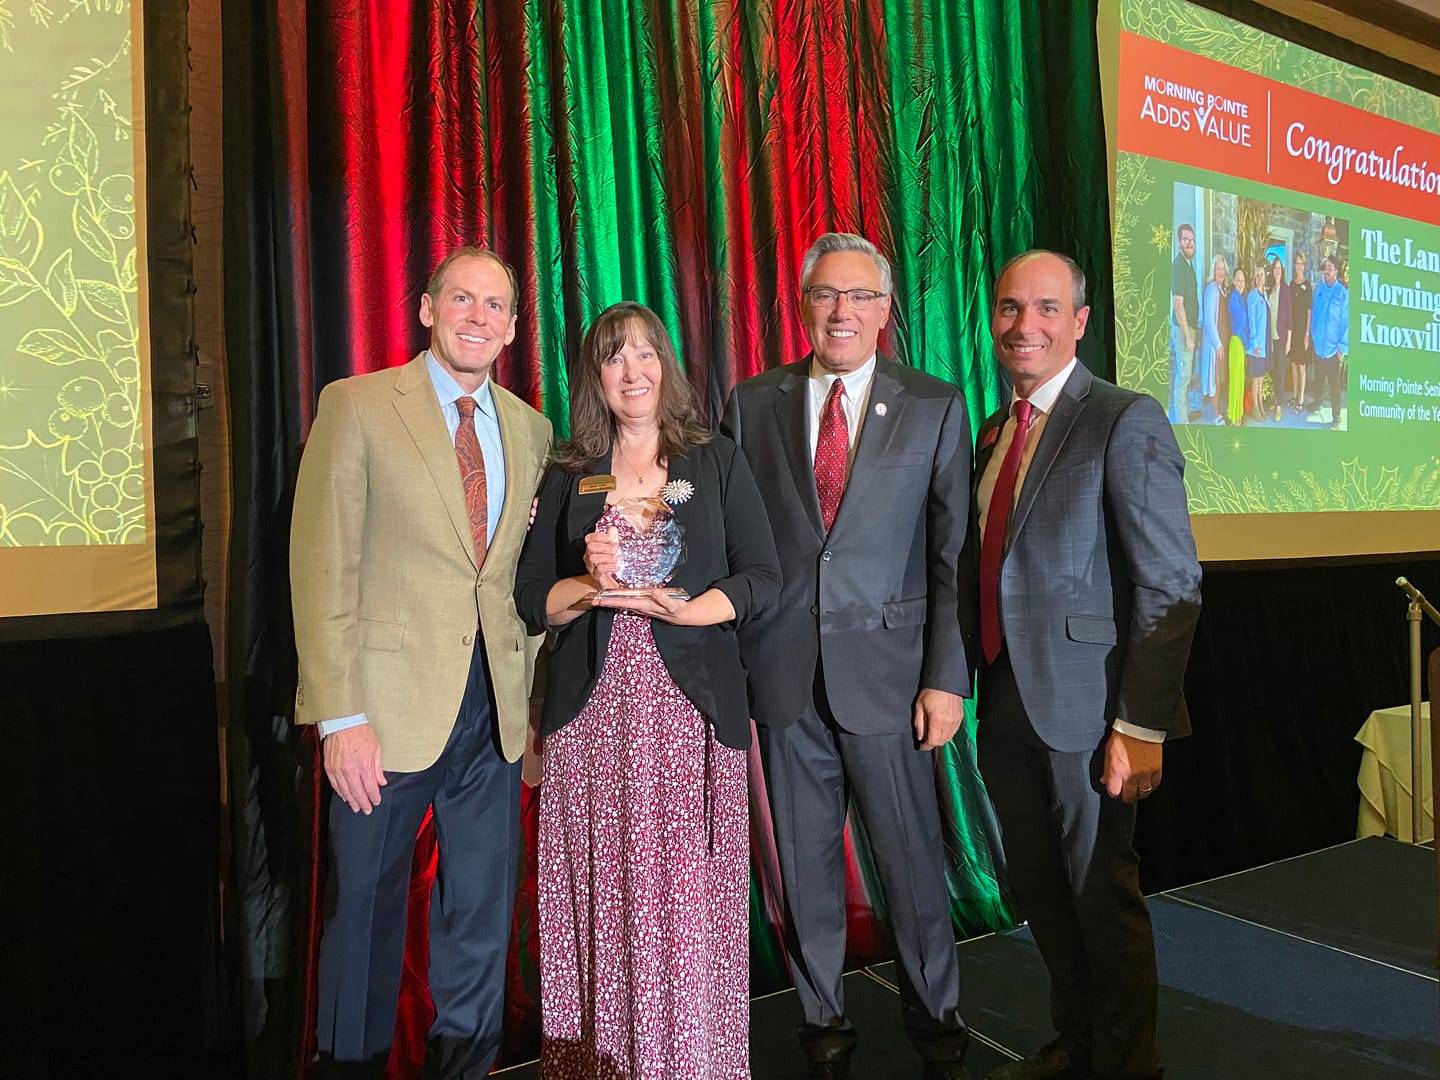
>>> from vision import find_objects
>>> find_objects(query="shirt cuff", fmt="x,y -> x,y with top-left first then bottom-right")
1112,719 -> 1166,743
317,713 -> 368,738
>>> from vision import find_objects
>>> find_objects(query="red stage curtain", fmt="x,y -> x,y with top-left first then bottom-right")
224,0 -> 1114,1073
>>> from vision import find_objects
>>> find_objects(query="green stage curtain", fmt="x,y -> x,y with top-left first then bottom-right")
224,0 -> 1113,1072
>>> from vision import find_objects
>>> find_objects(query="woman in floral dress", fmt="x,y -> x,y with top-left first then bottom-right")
515,302 -> 780,1079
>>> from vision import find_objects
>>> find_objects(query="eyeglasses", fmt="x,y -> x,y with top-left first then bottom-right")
803,286 -> 888,310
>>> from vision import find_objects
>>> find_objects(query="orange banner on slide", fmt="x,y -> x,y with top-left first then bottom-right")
1118,30 -> 1440,227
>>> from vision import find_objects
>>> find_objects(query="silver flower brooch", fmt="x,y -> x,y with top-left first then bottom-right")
661,479 -> 695,505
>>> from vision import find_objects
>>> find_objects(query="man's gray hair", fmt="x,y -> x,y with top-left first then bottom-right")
800,232 -> 894,295
995,249 -> 1087,311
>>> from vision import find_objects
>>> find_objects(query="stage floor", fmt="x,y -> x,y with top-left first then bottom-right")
499,836 -> 1439,1079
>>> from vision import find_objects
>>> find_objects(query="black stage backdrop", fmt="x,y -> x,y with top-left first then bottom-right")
0,5 -> 224,1079
1138,556 -> 1440,892
221,0 -> 315,1076
1,624 -> 223,1080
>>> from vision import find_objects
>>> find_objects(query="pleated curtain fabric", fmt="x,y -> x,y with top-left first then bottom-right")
226,0 -> 1123,1068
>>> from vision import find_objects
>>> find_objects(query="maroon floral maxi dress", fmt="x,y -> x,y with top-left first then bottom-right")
538,503 -> 750,1079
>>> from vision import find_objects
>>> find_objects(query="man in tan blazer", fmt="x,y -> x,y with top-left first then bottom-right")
291,247 -> 551,1079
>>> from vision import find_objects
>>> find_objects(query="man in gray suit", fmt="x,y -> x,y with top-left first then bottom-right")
723,232 -> 975,1080
975,251 -> 1201,1080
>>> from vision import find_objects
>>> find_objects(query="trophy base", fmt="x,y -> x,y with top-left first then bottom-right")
595,587 -> 690,600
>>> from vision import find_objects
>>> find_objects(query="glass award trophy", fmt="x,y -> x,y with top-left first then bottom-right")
595,495 -> 688,600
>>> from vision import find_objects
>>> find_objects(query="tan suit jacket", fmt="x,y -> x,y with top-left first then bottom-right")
291,354 -> 551,772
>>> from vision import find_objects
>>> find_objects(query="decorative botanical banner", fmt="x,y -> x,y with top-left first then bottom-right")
1102,0 -> 1440,560
225,0 -> 1115,1074
0,0 -> 155,615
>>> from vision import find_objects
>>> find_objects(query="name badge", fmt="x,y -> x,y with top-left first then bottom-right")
578,474 -> 617,495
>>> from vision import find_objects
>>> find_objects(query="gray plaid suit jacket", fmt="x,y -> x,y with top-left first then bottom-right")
976,363 -> 1201,752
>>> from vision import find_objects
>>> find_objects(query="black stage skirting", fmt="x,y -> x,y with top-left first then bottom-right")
0,622 -> 224,1080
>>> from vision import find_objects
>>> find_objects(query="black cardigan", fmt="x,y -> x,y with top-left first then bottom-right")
513,435 -> 781,749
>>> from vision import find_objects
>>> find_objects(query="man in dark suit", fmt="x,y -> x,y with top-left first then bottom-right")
291,248 -> 551,1078
975,251 -> 1201,1080
723,232 -> 975,1080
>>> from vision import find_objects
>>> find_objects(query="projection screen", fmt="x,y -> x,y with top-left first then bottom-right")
0,3 -> 156,616
1099,0 -> 1440,561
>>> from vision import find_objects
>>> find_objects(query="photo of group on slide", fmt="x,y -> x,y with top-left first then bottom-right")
1169,184 -> 1350,430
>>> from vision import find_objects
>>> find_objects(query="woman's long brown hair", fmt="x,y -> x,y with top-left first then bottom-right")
553,302 -> 711,473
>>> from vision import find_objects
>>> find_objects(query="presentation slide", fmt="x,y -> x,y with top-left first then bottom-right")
0,3 -> 155,616
1099,0 -> 1440,561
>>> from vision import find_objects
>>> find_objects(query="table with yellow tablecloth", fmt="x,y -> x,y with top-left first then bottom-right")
1354,702 -> 1433,843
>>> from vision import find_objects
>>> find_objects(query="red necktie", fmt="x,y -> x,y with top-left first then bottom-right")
814,379 -> 849,532
980,398 -> 1034,664
454,396 -> 489,568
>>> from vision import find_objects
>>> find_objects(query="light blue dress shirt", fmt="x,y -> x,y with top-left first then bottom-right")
1246,290 -> 1269,358
1311,279 -> 1350,360
317,353 -> 508,738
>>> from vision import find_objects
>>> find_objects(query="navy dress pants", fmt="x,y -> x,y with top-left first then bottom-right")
316,642 -> 521,1079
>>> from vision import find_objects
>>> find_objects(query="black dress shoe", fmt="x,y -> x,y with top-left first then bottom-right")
801,1022 -> 857,1079
314,1054 -> 388,1080
921,1062 -> 971,1079
985,1042 -> 1086,1080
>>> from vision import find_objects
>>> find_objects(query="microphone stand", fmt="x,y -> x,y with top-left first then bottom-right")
1398,579 -> 1440,1033
1395,577 -> 1439,843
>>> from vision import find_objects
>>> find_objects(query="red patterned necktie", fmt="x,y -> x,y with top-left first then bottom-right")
454,396 -> 489,568
814,378 -> 849,532
979,398 -> 1034,665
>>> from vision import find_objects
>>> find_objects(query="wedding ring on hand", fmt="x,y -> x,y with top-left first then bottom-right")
1139,786 -> 1153,795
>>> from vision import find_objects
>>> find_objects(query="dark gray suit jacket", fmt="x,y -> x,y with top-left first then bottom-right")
722,355 -> 977,734
976,363 -> 1202,752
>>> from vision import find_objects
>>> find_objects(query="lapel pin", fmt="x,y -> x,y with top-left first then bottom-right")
874,402 -> 887,417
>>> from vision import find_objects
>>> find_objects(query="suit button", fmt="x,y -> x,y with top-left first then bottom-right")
810,604 -> 819,615
821,550 -> 833,561
462,634 -> 473,646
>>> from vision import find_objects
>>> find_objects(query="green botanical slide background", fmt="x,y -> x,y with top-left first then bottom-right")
0,2 -> 144,547
1117,0 -> 1440,130
1112,0 -> 1440,516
